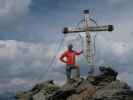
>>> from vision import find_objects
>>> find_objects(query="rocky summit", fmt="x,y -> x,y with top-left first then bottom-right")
15,66 -> 133,100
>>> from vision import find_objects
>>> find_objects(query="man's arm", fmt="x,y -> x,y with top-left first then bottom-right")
75,50 -> 84,55
60,52 -> 67,63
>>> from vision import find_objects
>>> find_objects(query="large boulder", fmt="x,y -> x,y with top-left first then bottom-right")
16,67 -> 133,100
15,80 -> 60,100
93,80 -> 133,100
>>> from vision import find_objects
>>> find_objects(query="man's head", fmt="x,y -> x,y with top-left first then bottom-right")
68,44 -> 73,51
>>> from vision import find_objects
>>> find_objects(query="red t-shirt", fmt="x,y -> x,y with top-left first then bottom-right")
60,50 -> 82,65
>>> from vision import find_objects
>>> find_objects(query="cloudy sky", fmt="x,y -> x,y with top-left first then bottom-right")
0,0 -> 133,93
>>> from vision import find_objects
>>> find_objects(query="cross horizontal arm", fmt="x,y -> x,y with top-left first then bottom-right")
63,25 -> 114,34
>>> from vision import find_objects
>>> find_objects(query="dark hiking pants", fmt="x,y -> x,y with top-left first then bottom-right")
66,64 -> 80,80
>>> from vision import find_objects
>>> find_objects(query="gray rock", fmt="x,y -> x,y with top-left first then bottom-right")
15,67 -> 133,100
15,92 -> 32,100
93,80 -> 133,100
33,92 -> 46,100
16,80 -> 60,100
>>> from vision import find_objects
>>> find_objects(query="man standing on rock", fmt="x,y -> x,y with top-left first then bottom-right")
60,44 -> 83,81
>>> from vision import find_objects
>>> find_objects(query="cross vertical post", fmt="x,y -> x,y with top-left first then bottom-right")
84,10 -> 95,73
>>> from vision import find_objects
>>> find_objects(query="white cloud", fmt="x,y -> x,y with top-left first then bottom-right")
0,39 -> 66,78
0,0 -> 31,16
0,39 -> 67,92
0,0 -> 32,31
0,40 -> 55,77
95,34 -> 133,68
0,40 -> 52,59
118,72 -> 133,88
112,42 -> 129,56
0,40 -> 17,59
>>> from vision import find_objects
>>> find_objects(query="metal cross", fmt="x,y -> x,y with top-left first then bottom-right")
62,10 -> 114,74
